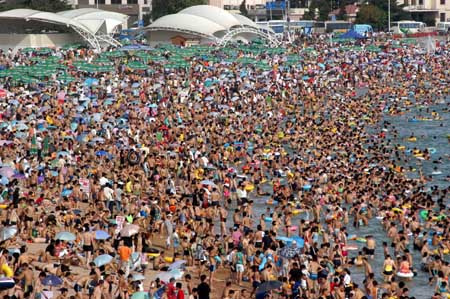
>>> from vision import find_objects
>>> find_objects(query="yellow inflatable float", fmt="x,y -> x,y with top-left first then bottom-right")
1,264 -> 13,278
244,184 -> 255,192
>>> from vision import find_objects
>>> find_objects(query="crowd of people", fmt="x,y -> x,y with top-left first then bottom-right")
0,34 -> 448,299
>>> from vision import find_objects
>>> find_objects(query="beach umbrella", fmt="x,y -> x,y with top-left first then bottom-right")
0,176 -> 9,186
95,230 -> 110,240
55,231 -> 76,241
200,180 -> 217,187
156,269 -> 183,282
0,226 -> 18,242
0,167 -> 14,178
278,245 -> 301,259
131,292 -> 150,299
96,150 -> 109,157
61,189 -> 72,197
167,260 -> 187,271
42,274 -> 63,287
131,273 -> 146,282
0,140 -> 13,146
94,254 -> 114,267
120,224 -> 139,237
15,123 -> 28,131
256,280 -> 282,294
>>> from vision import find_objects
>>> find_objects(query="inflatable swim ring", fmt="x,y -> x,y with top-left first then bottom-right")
264,217 -> 273,222
244,184 -> 255,192
428,148 -> 437,154
147,248 -> 160,258
127,150 -> 140,166
392,208 -> 403,214
164,256 -> 174,263
289,225 -> 298,232
266,200 -> 278,205
0,205 -> 8,209
303,185 -> 312,191
0,278 -> 15,291
407,137 -> 417,142
396,272 -> 414,279
356,238 -> 367,243
432,171 -> 442,175
343,245 -> 358,251
397,146 -> 406,151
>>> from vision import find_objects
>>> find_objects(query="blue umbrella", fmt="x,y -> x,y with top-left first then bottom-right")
0,176 -> 9,186
55,231 -> 76,241
84,78 -> 99,87
61,189 -> 72,197
94,254 -> 113,267
94,230 -> 110,240
42,274 -> 63,287
96,150 -> 108,157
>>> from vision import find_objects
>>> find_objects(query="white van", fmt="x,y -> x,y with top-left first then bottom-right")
437,22 -> 450,34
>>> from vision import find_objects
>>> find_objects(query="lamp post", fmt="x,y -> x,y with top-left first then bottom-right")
388,0 -> 391,33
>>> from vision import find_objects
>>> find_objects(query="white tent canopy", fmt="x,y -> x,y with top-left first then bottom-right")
0,8 -> 128,50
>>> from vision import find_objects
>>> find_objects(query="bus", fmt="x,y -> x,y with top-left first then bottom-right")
353,24 -> 373,36
324,21 -> 352,33
391,21 -> 426,34
290,20 -> 316,35
437,22 -> 450,34
256,20 -> 286,34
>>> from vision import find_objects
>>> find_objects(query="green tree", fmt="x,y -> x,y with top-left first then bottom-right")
366,0 -> 411,26
356,4 -> 386,31
0,0 -> 71,12
239,0 -> 248,17
304,0 -> 331,21
151,0 -> 207,21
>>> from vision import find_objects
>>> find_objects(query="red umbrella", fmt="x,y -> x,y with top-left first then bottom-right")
0,89 -> 7,98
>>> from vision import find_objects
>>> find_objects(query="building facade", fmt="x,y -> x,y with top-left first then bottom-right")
399,0 -> 450,24
208,0 -> 309,21
70,0 -> 151,25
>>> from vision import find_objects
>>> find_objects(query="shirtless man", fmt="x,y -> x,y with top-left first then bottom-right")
366,235 -> 376,259
82,225 -> 95,267
17,263 -> 34,297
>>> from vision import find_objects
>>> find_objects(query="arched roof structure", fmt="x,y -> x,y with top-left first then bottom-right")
0,8 -> 128,50
144,5 -> 280,46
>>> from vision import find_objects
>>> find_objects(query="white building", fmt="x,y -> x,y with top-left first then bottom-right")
69,0 -> 151,25
399,0 -> 450,24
